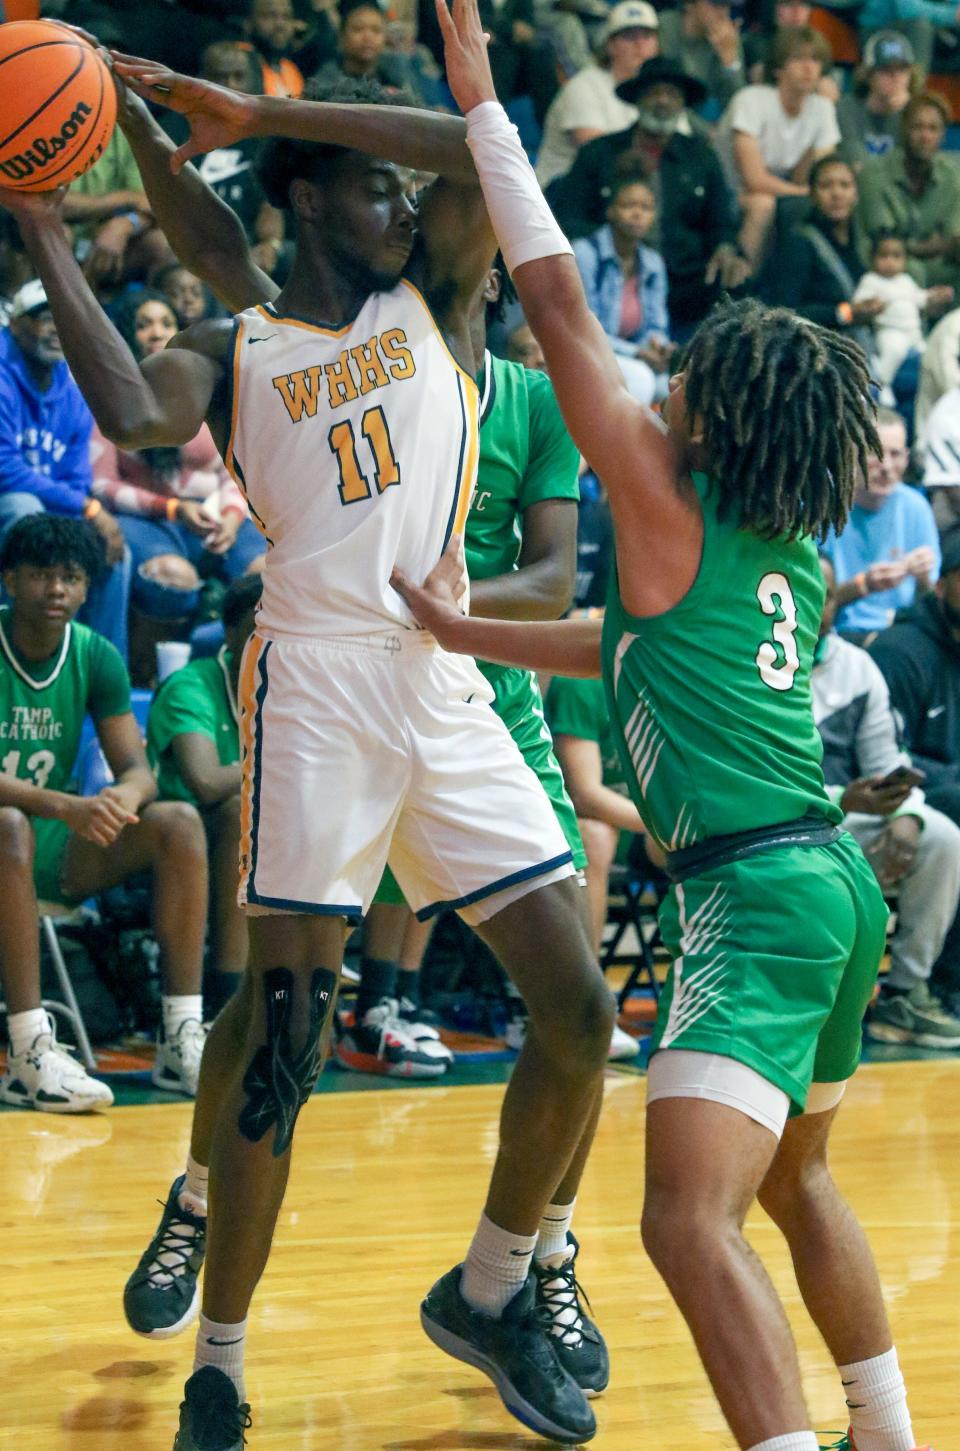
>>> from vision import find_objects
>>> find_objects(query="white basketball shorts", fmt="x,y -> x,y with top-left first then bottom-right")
237,629 -> 575,924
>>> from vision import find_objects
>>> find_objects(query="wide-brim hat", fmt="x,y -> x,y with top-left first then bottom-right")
615,55 -> 708,106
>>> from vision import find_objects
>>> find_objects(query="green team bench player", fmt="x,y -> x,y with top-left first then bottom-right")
0,514 -> 209,1112
147,575 -> 263,1023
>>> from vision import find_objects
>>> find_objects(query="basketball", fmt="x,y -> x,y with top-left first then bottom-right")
0,20 -> 116,193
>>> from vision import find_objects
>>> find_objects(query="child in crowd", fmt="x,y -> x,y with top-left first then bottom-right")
572,172 -> 674,404
852,231 -> 954,393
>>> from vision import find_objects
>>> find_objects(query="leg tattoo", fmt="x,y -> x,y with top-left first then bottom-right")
238,968 -> 337,1156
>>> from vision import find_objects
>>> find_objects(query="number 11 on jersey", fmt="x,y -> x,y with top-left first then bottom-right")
329,405 -> 401,506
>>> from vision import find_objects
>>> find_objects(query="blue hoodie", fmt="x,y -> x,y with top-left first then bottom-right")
0,326 -> 93,515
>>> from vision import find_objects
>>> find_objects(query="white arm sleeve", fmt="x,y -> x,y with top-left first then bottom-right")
465,100 -> 573,276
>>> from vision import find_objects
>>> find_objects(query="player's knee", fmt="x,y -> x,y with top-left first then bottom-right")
534,973 -> 614,1067
238,967 -> 338,1157
140,553 -> 201,592
0,807 -> 34,871
757,1150 -> 828,1229
143,800 -> 208,862
577,817 -> 617,874
641,1193 -> 730,1279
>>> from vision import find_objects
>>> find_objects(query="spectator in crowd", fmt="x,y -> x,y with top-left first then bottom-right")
814,556 -> 960,1048
313,2 -> 430,102
549,55 -> 747,334
658,0 -> 747,113
0,514 -> 210,1112
536,0 -> 617,81
871,522 -> 960,1017
915,304 -> 960,453
287,0 -> 341,78
856,0 -> 957,75
535,0 -> 659,190
857,92 -> 960,290
245,0 -> 306,97
852,231 -> 954,399
147,574 -> 263,1022
60,126 -> 171,292
0,210 -> 30,329
744,0 -> 813,81
572,172 -> 673,402
153,262 -> 218,329
504,319 -> 547,369
716,25 -> 840,265
477,0 -> 562,125
0,281 -> 129,659
91,290 -> 264,684
837,30 -> 921,172
759,155 -> 879,342
923,358 -> 960,527
823,407 -> 940,643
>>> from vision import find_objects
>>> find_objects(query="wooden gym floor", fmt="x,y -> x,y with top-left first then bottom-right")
2,1056 -> 958,1450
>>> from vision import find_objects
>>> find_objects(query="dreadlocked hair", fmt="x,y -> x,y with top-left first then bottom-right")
681,297 -> 879,541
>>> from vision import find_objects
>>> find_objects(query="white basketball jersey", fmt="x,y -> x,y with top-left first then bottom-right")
225,280 -> 479,638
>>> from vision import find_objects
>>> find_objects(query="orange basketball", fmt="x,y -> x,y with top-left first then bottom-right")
0,20 -> 116,192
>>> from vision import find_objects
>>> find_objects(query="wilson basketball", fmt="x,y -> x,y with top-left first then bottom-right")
0,20 -> 116,192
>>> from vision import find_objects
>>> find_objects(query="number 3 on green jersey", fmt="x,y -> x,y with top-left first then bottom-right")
756,572 -> 800,692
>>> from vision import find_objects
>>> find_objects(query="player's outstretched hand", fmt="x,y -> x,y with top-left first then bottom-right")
391,535 -> 467,646
0,184 -> 68,222
434,0 -> 499,115
110,55 -> 259,173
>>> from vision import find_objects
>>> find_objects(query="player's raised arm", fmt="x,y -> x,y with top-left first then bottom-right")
112,54 -> 479,183
115,82 -> 277,315
0,188 -> 224,451
432,0 -> 682,516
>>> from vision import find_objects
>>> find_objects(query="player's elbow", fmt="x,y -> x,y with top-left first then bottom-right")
104,409 -> 178,452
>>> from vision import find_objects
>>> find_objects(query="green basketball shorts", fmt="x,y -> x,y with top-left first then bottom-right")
650,832 -> 888,1111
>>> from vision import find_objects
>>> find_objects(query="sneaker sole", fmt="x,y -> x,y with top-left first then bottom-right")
127,1281 -> 200,1340
865,1022 -> 960,1049
0,1086 -> 112,1113
420,1305 -> 596,1445
333,1049 -> 448,1079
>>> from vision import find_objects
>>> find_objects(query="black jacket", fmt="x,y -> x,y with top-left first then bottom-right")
547,126 -> 738,326
759,214 -> 867,329
869,593 -> 960,793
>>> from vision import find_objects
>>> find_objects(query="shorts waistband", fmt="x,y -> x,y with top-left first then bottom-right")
665,818 -> 843,884
256,628 -> 438,656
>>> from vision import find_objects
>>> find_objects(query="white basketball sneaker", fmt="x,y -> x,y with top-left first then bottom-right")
152,1019 -> 207,1097
0,1013 -> 114,1112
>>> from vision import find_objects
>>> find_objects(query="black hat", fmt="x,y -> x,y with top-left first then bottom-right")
941,523 -> 960,576
615,54 -> 708,107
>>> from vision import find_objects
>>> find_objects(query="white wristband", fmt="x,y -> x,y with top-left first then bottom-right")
465,100 -> 573,277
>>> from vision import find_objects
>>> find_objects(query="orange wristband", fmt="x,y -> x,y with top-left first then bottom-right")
837,302 -> 854,326
83,498 -> 102,520
166,497 -> 180,522
854,571 -> 869,597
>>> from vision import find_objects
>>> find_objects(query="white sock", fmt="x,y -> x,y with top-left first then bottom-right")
8,1007 -> 50,1057
162,994 -> 204,1042
460,1212 -> 537,1317
536,1199 -> 575,1262
838,1348 -> 914,1451
194,1313 -> 247,1400
179,1153 -> 208,1216
748,1435 -> 819,1451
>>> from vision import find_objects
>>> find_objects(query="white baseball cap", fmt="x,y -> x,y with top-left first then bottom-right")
602,1 -> 659,42
10,279 -> 48,320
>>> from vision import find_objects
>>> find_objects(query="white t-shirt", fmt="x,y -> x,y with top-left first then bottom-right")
852,270 -> 928,342
535,67 -> 638,188
716,84 -> 840,191
924,385 -> 960,488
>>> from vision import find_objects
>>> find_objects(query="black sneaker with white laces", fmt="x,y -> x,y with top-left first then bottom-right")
173,1366 -> 251,1451
533,1233 -> 609,1396
124,1175 -> 207,1338
420,1265 -> 596,1444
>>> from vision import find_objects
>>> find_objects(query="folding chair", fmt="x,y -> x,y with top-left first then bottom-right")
600,862 -> 666,1012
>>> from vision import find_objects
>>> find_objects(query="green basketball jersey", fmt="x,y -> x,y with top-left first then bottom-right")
0,606 -> 130,796
148,648 -> 239,806
601,473 -> 841,852
466,352 -> 580,688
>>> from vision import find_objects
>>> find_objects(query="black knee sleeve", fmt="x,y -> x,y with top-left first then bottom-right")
238,967 -> 338,1157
